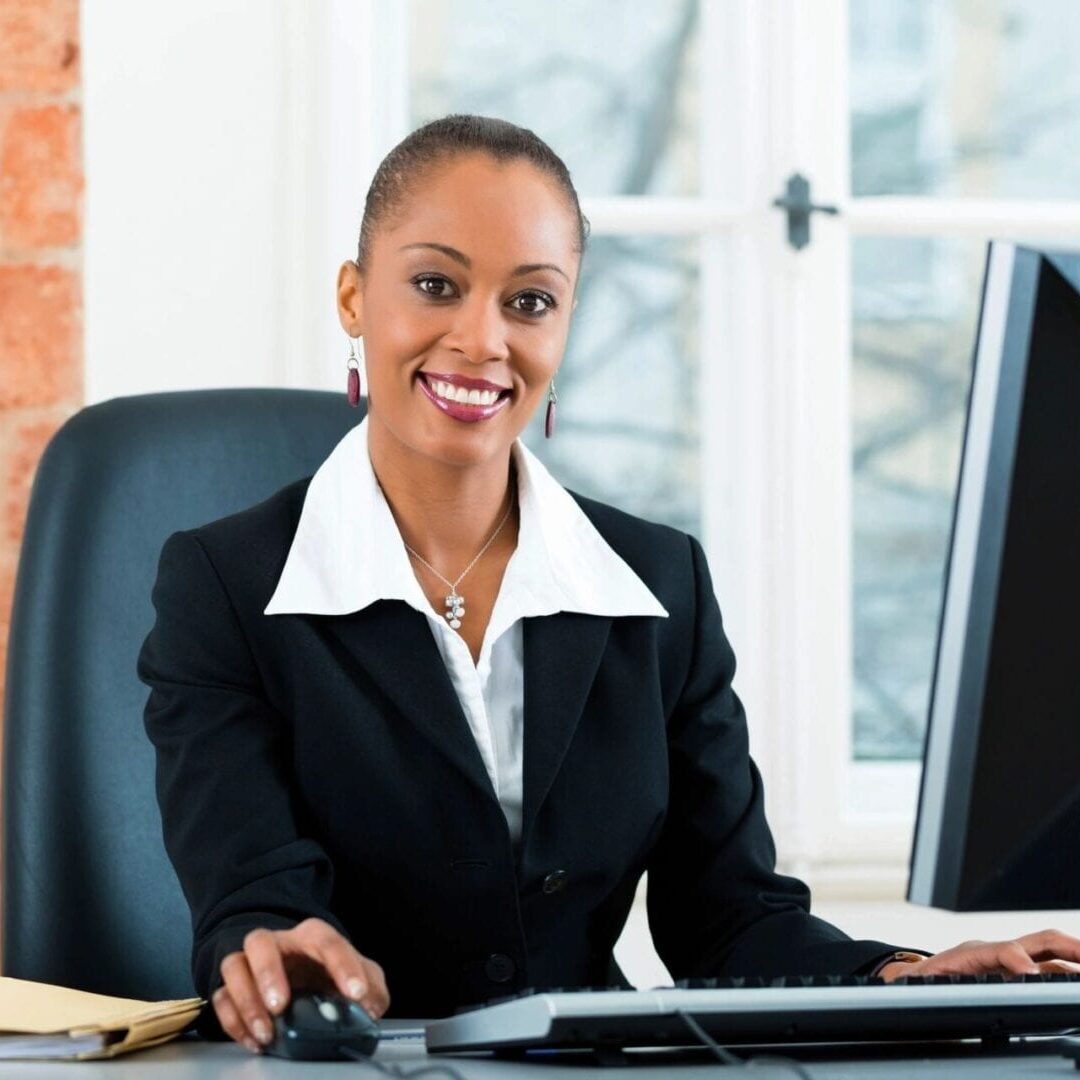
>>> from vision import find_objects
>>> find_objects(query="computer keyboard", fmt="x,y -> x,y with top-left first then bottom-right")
424,973 -> 1080,1054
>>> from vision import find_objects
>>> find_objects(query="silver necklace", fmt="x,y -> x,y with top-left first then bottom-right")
402,485 -> 516,632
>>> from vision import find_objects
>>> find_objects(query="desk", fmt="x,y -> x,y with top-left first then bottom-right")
0,1031 -> 1076,1078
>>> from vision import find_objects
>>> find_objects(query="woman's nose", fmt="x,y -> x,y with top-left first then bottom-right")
445,294 -> 511,364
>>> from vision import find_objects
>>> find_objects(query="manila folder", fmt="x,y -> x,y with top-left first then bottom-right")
0,976 -> 204,1059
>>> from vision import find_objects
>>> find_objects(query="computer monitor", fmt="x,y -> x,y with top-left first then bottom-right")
907,240 -> 1080,911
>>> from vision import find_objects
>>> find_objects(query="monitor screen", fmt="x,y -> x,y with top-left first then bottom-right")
907,241 -> 1080,910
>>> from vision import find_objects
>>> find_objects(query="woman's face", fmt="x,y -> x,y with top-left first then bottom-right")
337,152 -> 580,470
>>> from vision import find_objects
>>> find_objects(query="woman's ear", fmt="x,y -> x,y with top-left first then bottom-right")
336,259 -> 365,335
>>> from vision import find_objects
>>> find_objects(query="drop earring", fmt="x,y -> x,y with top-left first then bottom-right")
544,376 -> 558,438
346,336 -> 364,407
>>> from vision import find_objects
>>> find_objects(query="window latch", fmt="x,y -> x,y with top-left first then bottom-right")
771,173 -> 840,250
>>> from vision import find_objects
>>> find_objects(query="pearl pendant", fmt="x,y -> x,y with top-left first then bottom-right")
444,592 -> 465,631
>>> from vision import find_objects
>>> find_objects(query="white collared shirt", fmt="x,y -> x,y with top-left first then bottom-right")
264,416 -> 667,843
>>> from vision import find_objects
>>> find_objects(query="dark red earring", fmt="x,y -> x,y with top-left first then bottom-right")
346,337 -> 363,407
544,377 -> 557,438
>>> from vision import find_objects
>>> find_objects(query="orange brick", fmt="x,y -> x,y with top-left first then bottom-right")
0,264 -> 81,408
0,103 -> 82,249
4,412 -> 67,545
0,550 -> 14,633
0,0 -> 80,94
0,549 -> 15,712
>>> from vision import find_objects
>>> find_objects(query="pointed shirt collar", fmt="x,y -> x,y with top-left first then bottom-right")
263,415 -> 668,626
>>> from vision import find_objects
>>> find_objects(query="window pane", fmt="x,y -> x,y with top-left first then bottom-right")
523,235 -> 700,537
851,1 -> 1080,198
852,236 -> 984,760
408,0 -> 700,196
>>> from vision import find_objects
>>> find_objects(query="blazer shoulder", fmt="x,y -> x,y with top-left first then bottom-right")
190,474 -> 311,549
167,475 -> 314,607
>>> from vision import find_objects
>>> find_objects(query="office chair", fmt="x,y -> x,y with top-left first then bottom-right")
2,388 -> 361,999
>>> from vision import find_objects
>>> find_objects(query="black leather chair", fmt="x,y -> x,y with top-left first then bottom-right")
2,388 -> 360,999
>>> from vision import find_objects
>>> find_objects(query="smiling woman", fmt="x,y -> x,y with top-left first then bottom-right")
136,114 -> 1080,1057
333,137 -> 591,666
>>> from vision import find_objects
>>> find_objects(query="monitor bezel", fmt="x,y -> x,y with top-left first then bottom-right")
906,240 -> 1046,908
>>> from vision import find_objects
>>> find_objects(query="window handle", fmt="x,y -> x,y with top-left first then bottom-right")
771,172 -> 840,250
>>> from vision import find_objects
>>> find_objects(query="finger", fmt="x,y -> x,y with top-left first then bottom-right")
242,927 -> 290,1015
212,986 -> 262,1054
296,920 -> 380,1014
220,950 -> 275,1048
1014,928 -> 1080,963
991,941 -> 1041,975
1036,958 -> 1080,974
360,956 -> 391,1019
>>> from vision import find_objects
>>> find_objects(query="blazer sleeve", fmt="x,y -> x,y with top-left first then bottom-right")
137,529 -> 349,1032
645,533 -> 919,978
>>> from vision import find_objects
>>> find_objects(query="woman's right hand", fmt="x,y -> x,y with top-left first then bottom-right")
211,917 -> 390,1053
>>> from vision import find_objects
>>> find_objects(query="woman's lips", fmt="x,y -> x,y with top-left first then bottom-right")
416,372 -> 511,423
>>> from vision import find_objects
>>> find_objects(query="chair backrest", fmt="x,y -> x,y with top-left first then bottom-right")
2,388 -> 360,998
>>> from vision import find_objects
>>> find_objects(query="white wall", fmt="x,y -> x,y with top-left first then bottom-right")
81,0 -> 393,405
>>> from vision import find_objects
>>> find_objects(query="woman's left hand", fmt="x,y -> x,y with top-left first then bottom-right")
878,928 -> 1080,981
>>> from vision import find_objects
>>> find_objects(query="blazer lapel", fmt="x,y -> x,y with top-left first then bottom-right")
321,601 -> 497,804
520,611 -> 613,852
321,604 -> 614,849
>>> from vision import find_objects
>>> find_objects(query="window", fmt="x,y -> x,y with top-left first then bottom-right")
320,0 -> 1080,890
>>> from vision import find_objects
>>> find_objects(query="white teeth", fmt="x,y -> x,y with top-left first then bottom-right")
427,378 -> 501,407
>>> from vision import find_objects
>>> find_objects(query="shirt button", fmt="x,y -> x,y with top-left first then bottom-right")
484,954 -> 516,983
542,869 -> 568,895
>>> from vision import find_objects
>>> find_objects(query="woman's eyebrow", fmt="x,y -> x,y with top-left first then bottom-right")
399,242 -> 569,283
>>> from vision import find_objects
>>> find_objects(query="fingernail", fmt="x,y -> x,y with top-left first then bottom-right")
244,1038 -> 262,1054
253,1020 -> 271,1045
264,987 -> 282,1010
365,1005 -> 378,1020
347,977 -> 365,1000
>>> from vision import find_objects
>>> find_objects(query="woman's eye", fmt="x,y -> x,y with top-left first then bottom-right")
413,274 -> 455,298
512,291 -> 556,316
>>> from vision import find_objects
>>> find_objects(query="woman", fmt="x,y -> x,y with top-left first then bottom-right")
138,115 -> 1080,1055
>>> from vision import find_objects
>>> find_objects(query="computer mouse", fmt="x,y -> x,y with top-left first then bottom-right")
266,989 -> 380,1061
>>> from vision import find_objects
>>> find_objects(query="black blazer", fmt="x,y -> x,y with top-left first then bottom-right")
137,475 -> 907,1032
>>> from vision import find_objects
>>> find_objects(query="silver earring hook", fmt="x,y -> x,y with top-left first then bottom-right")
347,335 -> 362,369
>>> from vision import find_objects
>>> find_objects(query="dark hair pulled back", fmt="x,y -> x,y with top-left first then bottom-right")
356,114 -> 590,272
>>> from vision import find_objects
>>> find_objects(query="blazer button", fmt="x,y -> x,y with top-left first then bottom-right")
484,953 -> 516,983
542,869 -> 568,895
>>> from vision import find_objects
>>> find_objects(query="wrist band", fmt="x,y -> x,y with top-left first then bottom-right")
870,950 -> 928,978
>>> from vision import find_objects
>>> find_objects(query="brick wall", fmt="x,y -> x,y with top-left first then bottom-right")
0,0 -> 83,714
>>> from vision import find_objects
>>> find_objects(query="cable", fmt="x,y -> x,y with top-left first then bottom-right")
337,1044 -> 468,1079
672,1010 -> 744,1066
675,1010 -> 815,1078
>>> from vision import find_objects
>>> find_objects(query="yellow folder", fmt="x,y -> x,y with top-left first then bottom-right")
0,976 -> 204,1060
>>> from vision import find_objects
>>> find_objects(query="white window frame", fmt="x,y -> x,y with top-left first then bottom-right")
316,0 -> 1080,897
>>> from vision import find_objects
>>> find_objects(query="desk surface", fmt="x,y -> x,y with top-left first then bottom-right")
0,1032 -> 1077,1078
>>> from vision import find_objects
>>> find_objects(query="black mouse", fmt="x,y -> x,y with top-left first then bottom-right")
266,989 -> 380,1061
